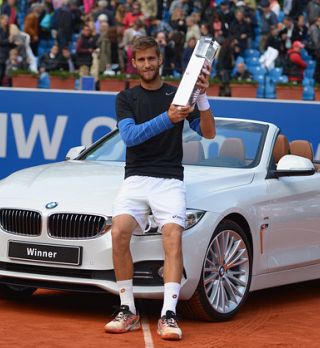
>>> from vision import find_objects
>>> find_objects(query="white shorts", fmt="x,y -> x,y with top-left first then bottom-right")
113,176 -> 186,232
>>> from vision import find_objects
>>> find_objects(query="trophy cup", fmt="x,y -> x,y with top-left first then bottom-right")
172,37 -> 221,107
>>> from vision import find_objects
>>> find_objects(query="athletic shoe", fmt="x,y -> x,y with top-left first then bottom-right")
104,305 -> 140,333
157,310 -> 182,340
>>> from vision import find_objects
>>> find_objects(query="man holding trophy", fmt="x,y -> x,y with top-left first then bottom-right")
105,36 -> 219,340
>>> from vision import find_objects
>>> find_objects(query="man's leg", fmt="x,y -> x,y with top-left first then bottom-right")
157,223 -> 184,340
105,214 -> 140,333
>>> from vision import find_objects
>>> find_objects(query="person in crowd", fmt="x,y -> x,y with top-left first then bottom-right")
38,0 -> 54,46
38,43 -> 60,71
95,13 -> 108,34
104,34 -> 215,341
0,14 -> 15,86
283,0 -> 304,20
24,3 -> 42,55
230,8 -> 251,53
182,35 -> 196,71
122,1 -> 144,29
4,47 -> 24,85
138,0 -> 157,19
169,7 -> 186,33
200,22 -> 213,38
52,0 -> 74,50
307,0 -> 320,25
57,46 -> 75,72
308,16 -> 320,82
93,0 -> 114,26
269,0 -> 280,17
284,40 -> 307,82
96,20 -> 111,75
234,61 -> 253,81
155,31 -> 175,76
169,29 -> 185,75
115,4 -> 126,25
217,0 -> 235,37
280,15 -> 295,49
211,11 -> 224,41
185,15 -> 200,44
1,0 -> 18,25
9,24 -> 29,69
292,15 -> 308,44
75,24 -> 96,69
108,23 -> 125,71
121,18 -> 146,51
169,0 -> 190,17
217,37 -> 237,96
148,16 -> 173,37
259,0 -> 278,51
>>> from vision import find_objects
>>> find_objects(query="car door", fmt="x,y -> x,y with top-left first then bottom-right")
263,172 -> 320,272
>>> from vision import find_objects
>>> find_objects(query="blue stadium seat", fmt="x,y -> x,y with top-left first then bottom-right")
302,78 -> 315,87
307,60 -> 316,69
304,70 -> 315,78
256,83 -> 265,98
269,67 -> 283,82
244,49 -> 260,59
277,75 -> 289,83
302,86 -> 315,101
246,57 -> 260,67
250,66 -> 266,76
301,49 -> 311,61
265,79 -> 276,99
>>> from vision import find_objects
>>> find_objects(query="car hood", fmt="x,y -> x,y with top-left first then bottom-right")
0,161 -> 254,214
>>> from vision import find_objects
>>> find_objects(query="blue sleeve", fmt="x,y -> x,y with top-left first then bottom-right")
118,112 -> 174,147
189,118 -> 202,136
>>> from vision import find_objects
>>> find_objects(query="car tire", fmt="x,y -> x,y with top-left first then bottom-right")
180,219 -> 252,321
0,284 -> 37,300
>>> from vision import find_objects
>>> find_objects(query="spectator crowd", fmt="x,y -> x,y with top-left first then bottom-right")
0,0 -> 319,94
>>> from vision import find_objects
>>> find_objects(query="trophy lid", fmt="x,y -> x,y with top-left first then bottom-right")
195,37 -> 221,63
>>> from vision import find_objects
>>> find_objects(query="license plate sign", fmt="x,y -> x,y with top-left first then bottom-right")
8,241 -> 82,266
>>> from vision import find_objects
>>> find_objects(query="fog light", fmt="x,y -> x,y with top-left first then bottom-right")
158,266 -> 164,278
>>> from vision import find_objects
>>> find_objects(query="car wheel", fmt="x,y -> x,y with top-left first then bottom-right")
180,219 -> 252,321
0,284 -> 37,300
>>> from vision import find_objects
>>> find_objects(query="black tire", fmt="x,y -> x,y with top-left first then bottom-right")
180,219 -> 252,321
0,284 -> 37,300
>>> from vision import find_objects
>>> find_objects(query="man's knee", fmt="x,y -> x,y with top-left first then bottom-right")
162,224 -> 183,256
112,226 -> 131,248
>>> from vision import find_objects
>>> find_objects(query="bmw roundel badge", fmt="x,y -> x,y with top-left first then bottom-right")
46,202 -> 58,209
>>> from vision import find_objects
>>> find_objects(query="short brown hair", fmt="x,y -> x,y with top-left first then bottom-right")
132,36 -> 160,58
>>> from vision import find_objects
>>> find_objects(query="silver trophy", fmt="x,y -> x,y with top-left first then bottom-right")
172,37 -> 221,107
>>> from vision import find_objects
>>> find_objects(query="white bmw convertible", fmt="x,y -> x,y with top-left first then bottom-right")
0,118 -> 319,321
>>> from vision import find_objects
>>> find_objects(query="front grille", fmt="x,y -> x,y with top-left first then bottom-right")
0,209 -> 41,236
48,213 -> 106,239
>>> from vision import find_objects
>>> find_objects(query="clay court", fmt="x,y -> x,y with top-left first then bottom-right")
0,279 -> 319,348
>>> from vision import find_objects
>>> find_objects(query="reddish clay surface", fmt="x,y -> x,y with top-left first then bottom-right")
0,279 -> 319,347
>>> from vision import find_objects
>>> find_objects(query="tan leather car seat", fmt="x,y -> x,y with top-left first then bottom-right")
183,141 -> 204,164
273,134 -> 290,163
290,140 -> 320,172
219,138 -> 245,161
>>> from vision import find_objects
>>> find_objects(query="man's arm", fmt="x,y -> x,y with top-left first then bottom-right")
196,65 -> 216,139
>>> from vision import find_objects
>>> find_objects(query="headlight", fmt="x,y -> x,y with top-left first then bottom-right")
185,209 -> 205,229
140,209 -> 205,236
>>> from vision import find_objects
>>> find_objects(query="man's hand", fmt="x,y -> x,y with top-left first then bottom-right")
196,63 -> 211,94
168,104 -> 194,124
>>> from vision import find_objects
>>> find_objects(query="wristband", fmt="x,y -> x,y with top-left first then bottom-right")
197,93 -> 210,111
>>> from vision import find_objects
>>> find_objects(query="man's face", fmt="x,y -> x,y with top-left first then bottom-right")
132,47 -> 162,83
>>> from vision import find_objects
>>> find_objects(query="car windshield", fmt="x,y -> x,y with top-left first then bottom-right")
81,119 -> 268,168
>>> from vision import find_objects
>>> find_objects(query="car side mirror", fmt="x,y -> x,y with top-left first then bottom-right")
274,154 -> 315,177
65,146 -> 86,160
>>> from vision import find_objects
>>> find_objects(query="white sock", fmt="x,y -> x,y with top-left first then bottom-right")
161,282 -> 181,317
117,279 -> 136,315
